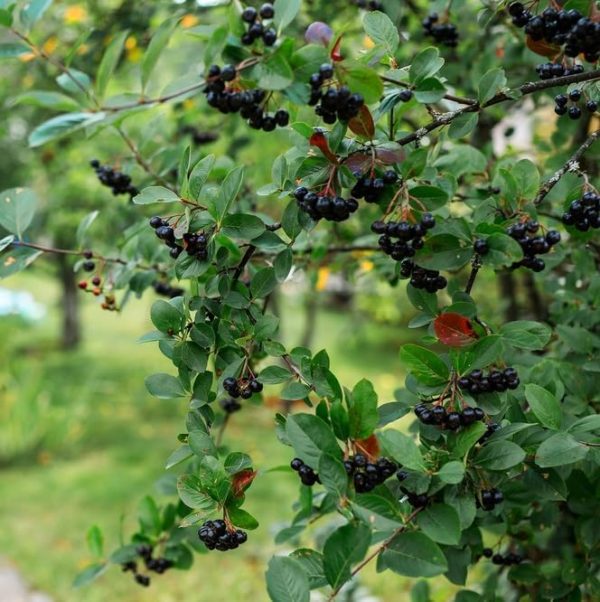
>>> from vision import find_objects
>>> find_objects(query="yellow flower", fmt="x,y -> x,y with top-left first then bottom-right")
19,52 -> 36,63
361,260 -> 374,272
181,14 -> 199,28
64,5 -> 87,24
125,36 -> 137,51
316,267 -> 330,291
42,36 -> 58,55
364,35 -> 375,49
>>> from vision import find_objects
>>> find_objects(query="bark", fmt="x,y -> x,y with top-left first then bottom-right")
498,271 -> 520,322
57,254 -> 81,349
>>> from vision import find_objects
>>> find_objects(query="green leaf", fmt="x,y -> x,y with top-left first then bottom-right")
341,64 -> 383,105
228,507 -> 259,530
323,523 -> 370,589
348,378 -> 378,439
215,166 -> 244,220
259,49 -> 294,90
0,235 -> 15,253
20,0 -> 52,28
524,384 -> 561,430
0,187 -> 37,237
434,145 -> 487,177
379,532 -> 448,577
0,246 -> 42,279
409,185 -> 449,210
222,214 -> 266,240
535,432 -> 588,468
76,210 -> 99,247
450,422 -> 487,458
86,525 -> 103,558
353,489 -> 404,530
189,154 -> 215,200
414,77 -> 447,103
259,365 -> 292,384
188,430 -> 218,458
363,11 -> 399,55
400,344 -> 449,386
251,267 -> 278,298
11,90 -> 80,111
378,429 -> 425,471
28,112 -> 106,147
151,299 -> 184,332
437,460 -> 465,484
407,286 -> 438,316
273,0 -> 301,32
415,234 -> 473,271
133,186 -> 180,205
73,563 -> 107,588
416,504 -> 461,545
96,31 -> 128,99
145,373 -> 187,399
177,474 -> 217,510
281,381 -> 311,400
165,445 -> 193,469
290,549 -> 327,589
266,556 -> 310,602
448,113 -> 479,139
56,69 -> 92,96
286,413 -> 341,467
500,321 -> 552,350
484,233 -> 524,267
142,18 -> 179,91
475,440 -> 525,470
0,42 -> 30,58
478,68 -> 507,104
224,452 -> 253,474
317,453 -> 348,499
409,47 -> 444,84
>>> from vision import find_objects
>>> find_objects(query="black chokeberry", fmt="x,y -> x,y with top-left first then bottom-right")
474,238 -> 489,254
259,3 -> 274,18
242,6 -> 257,22
83,260 -> 95,272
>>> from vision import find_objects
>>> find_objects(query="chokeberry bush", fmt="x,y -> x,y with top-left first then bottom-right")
1,0 -> 599,600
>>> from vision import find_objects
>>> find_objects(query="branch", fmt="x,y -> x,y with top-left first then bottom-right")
326,507 -> 422,601
380,75 -> 477,106
533,129 -> 600,205
396,69 -> 600,146
232,245 -> 256,282
465,255 -> 482,295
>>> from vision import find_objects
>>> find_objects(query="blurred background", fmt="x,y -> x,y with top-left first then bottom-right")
0,0 -> 580,600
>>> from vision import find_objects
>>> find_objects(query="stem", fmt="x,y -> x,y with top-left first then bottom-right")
533,129 -> 600,205
380,75 -> 477,106
215,414 -> 230,448
465,255 -> 482,294
232,245 -> 256,282
326,508 -> 423,601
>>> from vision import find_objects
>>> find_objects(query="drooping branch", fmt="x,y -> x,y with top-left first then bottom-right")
396,70 -> 600,147
533,129 -> 600,205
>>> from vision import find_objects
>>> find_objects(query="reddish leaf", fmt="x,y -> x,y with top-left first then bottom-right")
376,145 -> 405,165
348,105 -> 375,139
355,434 -> 380,460
231,469 -> 257,497
309,131 -> 338,163
434,312 -> 478,347
344,152 -> 371,174
330,35 -> 343,62
526,35 -> 561,59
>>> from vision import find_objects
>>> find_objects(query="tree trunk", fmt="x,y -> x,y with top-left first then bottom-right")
57,254 -> 81,350
498,271 -> 520,322
521,271 -> 547,322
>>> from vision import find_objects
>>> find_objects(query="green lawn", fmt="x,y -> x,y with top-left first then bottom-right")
0,272 -> 470,601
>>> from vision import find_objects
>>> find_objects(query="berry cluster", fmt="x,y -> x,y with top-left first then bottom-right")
223,376 -> 263,399
562,191 -> 600,231
343,454 -> 398,493
204,65 -> 289,131
478,422 -> 500,445
414,403 -> 485,430
535,62 -> 583,80
405,263 -> 448,293
293,187 -> 359,222
458,367 -> 520,395
400,487 -> 429,508
478,488 -> 504,511
153,281 -> 184,298
554,89 -> 597,119
506,220 -> 561,272
422,13 -> 459,47
352,170 -> 398,203
308,64 -> 364,124
290,458 -> 321,486
149,216 -> 210,261
78,275 -> 102,296
372,213 -> 436,262
240,4 -> 277,46
353,0 -> 382,10
122,545 -> 174,588
483,548 -> 524,566
509,4 -> 600,63
90,160 -> 138,198
198,520 -> 247,551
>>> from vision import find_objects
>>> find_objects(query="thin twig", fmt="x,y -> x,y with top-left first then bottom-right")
380,75 -> 477,106
533,129 -> 600,205
233,245 -> 256,282
326,508 -> 423,601
465,255 -> 482,294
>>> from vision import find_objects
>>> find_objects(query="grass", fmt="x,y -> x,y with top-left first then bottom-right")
0,271 -> 466,601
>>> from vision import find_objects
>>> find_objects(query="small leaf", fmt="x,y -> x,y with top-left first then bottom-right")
363,10 -> 399,55
28,112 -> 106,147
478,68 -> 507,105
286,413 -> 341,467
133,186 -> 180,205
475,440 -> 525,471
266,556 -> 310,602
379,532 -> 448,577
228,507 -> 259,530
0,187 -> 37,237
145,373 -> 187,399
535,432 -> 588,468
434,313 -> 478,347
378,429 -> 424,471
318,453 -> 348,499
400,344 -> 449,386
86,526 -> 104,558
524,384 -> 561,430
323,523 -> 370,589
231,469 -> 257,497
142,18 -> 179,90
416,504 -> 461,545
73,563 -> 107,588
437,461 -> 465,484
273,0 -> 301,33
348,105 -> 375,138
96,31 -> 128,99
348,378 -> 378,439
177,475 -> 216,510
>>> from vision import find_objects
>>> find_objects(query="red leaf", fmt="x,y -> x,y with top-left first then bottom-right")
348,105 -> 375,139
330,35 -> 343,62
434,312 -> 478,347
309,131 -> 338,163
231,469 -> 256,497
376,145 -> 405,165
344,152 -> 371,174
355,434 -> 380,460
525,35 -> 561,59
